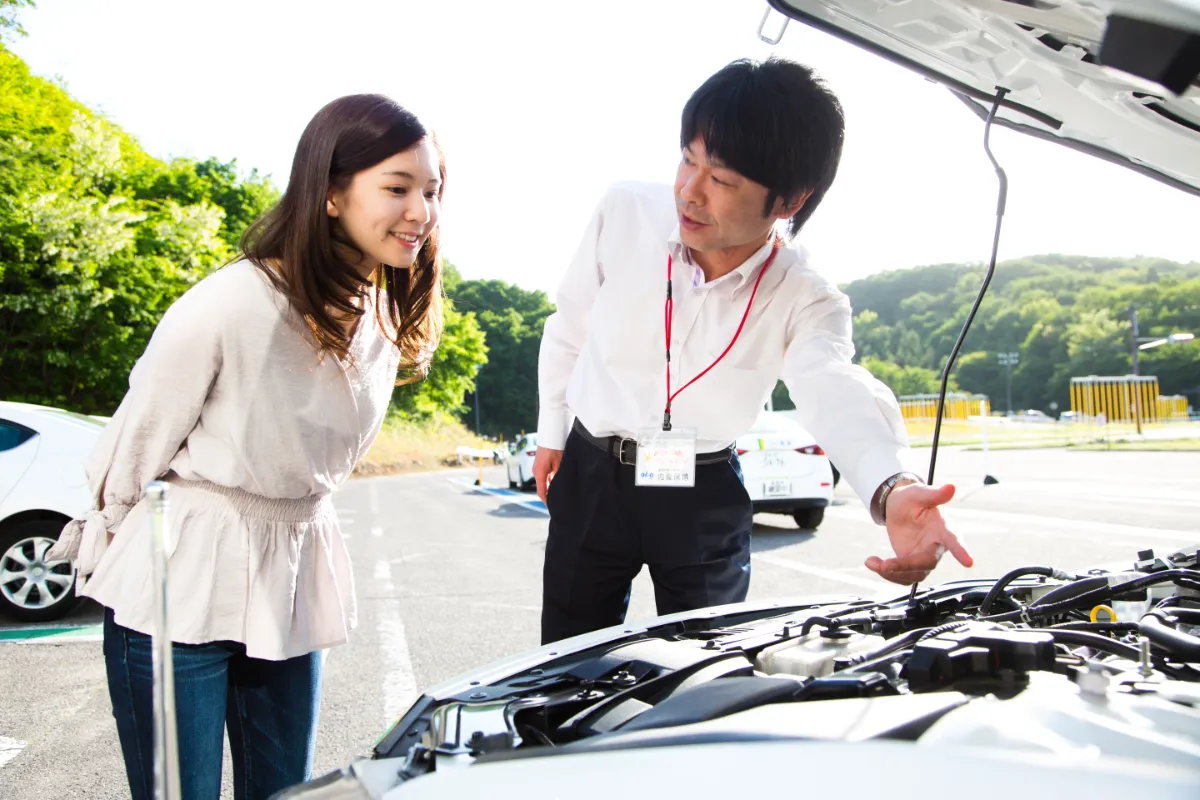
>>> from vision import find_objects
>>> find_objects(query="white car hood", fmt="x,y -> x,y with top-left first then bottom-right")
381,740 -> 1199,799
769,0 -> 1200,195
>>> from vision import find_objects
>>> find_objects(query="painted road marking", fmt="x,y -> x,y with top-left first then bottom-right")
753,553 -> 888,591
0,736 -> 26,770
374,560 -> 418,730
0,624 -> 103,644
450,479 -> 548,514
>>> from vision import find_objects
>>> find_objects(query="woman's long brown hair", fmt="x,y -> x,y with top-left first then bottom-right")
241,94 -> 444,383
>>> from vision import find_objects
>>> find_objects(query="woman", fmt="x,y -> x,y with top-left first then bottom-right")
48,94 -> 445,799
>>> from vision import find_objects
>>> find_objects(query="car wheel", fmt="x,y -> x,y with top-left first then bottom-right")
830,464 -> 840,488
0,520 -> 79,623
792,508 -> 825,531
509,473 -> 518,489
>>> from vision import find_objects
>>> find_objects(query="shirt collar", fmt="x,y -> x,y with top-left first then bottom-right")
666,225 -> 784,296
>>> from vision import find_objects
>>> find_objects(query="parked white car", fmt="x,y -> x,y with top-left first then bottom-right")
1009,409 -> 1055,423
506,433 -> 538,491
736,411 -> 834,530
0,401 -> 105,621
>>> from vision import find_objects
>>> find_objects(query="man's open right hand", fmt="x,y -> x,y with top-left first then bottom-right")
533,447 -> 563,504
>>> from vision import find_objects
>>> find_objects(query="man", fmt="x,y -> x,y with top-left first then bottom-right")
535,57 -> 972,646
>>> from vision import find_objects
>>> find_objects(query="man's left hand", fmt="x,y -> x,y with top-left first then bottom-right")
865,483 -> 973,585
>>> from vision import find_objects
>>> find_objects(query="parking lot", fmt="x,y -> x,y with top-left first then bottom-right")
1,445 -> 1198,798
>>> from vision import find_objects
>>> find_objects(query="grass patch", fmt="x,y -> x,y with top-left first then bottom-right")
961,441 -> 1088,452
1067,438 -> 1200,452
904,420 -> 1200,450
353,413 -> 495,477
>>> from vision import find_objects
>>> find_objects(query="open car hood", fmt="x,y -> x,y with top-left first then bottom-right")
272,543 -> 1200,799
767,0 -> 1200,195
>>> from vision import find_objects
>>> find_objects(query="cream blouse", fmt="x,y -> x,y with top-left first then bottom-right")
48,260 -> 401,660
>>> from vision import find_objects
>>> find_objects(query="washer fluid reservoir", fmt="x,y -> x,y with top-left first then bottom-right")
755,628 -> 885,678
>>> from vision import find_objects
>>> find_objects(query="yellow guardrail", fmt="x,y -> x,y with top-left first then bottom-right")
1069,375 -> 1162,425
898,393 -> 990,422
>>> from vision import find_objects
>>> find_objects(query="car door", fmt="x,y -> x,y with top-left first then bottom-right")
0,418 -> 40,506
508,437 -> 526,483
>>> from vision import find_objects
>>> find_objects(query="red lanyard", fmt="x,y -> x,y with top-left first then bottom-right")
663,241 -> 780,430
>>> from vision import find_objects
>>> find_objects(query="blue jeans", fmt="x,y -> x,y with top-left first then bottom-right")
103,607 -> 322,800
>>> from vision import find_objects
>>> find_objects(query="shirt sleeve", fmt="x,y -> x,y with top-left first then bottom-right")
536,190 -> 609,450
48,281 -> 224,577
780,283 -> 922,511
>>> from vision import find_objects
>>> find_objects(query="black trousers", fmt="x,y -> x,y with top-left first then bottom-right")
541,427 -> 754,645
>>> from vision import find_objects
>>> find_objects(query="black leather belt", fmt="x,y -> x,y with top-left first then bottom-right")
572,419 -> 734,466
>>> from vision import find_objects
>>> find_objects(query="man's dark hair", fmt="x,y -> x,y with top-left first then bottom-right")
681,57 -> 845,237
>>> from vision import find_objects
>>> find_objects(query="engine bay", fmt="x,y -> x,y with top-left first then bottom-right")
370,544 -> 1200,782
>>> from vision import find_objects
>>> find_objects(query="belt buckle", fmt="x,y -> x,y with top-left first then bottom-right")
616,437 -> 637,466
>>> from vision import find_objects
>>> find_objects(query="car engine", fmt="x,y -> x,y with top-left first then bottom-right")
278,545 -> 1200,798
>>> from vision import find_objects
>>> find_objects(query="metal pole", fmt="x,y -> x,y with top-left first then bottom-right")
1130,305 -> 1140,377
981,398 -> 998,485
473,389 -> 481,436
1129,307 -> 1143,435
146,481 -> 181,800
1005,360 -> 1013,416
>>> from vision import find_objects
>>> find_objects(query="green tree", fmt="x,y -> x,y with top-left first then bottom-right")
447,274 -> 555,438
861,356 -> 956,397
390,296 -> 488,419
0,44 -> 276,412
843,255 -> 1200,412
1061,309 -> 1129,380
0,0 -> 32,41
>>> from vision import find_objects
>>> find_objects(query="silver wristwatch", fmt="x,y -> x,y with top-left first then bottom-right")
872,472 -> 924,525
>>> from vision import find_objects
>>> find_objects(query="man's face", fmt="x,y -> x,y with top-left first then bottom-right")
674,137 -> 777,254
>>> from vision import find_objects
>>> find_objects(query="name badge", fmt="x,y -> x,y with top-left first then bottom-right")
634,428 -> 697,488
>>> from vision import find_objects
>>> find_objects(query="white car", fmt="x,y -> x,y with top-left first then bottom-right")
0,401 -> 106,622
735,411 -> 834,530
505,433 -> 538,491
1009,409 -> 1055,423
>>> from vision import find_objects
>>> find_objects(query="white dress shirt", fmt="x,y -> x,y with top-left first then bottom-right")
537,181 -> 920,508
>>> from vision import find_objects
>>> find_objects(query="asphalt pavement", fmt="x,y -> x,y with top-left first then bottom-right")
1,446 -> 1197,798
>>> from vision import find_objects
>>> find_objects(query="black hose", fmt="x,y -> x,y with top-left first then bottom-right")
1140,613 -> 1200,661
983,570 -> 1200,623
1154,597 -> 1200,612
843,649 -> 914,675
797,613 -> 877,637
1029,576 -> 1109,609
1115,570 -> 1200,595
1163,608 -> 1200,625
844,620 -> 971,668
978,566 -> 1067,616
1051,621 -> 1139,634
1034,629 -> 1144,662
798,617 -> 840,637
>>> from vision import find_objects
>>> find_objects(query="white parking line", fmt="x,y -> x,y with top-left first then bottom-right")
824,503 -> 1200,545
373,560 -> 418,730
0,736 -> 26,770
752,553 -> 887,591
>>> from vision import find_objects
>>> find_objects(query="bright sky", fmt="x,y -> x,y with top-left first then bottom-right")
11,0 -> 1200,295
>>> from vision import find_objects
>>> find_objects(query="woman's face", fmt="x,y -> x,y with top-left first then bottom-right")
326,137 -> 442,274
